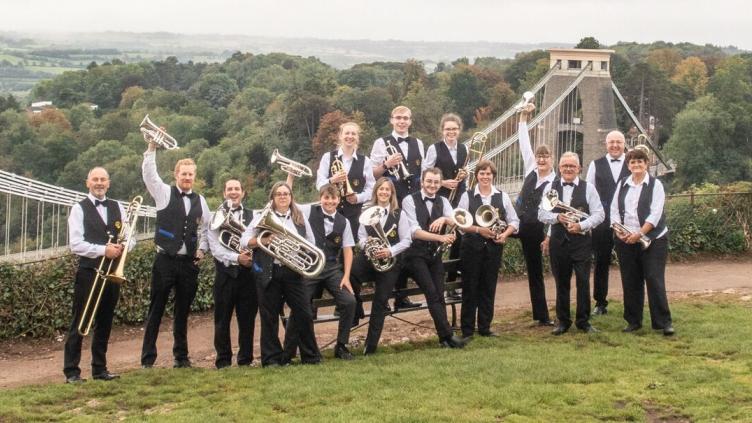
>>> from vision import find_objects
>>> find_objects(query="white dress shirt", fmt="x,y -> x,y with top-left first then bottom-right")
422,140 -> 460,171
538,178 -> 605,232
142,150 -> 211,254
586,153 -> 626,186
315,148 -> 376,205
401,191 -> 455,237
298,204 -> 355,248
356,205 -> 412,257
207,205 -> 247,267
69,194 -> 134,258
457,186 -> 520,233
519,121 -> 557,188
370,131 -> 425,180
610,174 -> 668,239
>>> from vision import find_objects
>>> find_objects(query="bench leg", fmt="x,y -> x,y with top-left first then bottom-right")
450,303 -> 457,329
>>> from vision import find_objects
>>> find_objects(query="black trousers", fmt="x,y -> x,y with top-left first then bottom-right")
459,242 -> 502,337
351,253 -> 401,349
518,221 -> 550,321
445,235 -> 462,282
591,224 -> 614,308
63,267 -> 120,378
615,237 -> 672,329
258,265 -> 320,366
141,253 -> 199,366
213,264 -> 257,368
549,238 -> 592,329
404,253 -> 453,339
284,262 -> 356,349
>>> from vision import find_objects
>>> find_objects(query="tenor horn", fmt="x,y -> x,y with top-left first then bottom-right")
475,204 -> 508,236
255,203 -> 324,277
271,149 -> 313,178
434,208 -> 472,258
140,114 -> 179,149
358,206 -> 396,272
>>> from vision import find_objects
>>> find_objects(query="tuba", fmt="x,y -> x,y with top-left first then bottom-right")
210,200 -> 252,255
540,190 -> 591,235
271,149 -> 312,178
384,144 -> 412,180
475,204 -> 508,236
330,155 -> 355,197
78,196 -> 142,336
254,203 -> 324,277
358,206 -> 396,272
449,132 -> 487,203
140,114 -> 179,149
514,91 -> 535,113
434,208 -> 472,258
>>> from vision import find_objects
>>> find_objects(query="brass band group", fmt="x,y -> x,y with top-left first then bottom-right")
62,102 -> 673,383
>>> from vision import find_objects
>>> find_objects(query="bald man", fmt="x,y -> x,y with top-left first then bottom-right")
585,131 -> 630,316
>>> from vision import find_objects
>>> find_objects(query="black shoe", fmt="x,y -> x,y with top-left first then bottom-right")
301,358 -> 321,365
592,306 -> 608,316
663,325 -> 675,336
92,371 -> 120,381
461,334 -> 473,342
363,344 -> 377,356
622,323 -> 642,333
537,319 -> 555,327
141,363 -> 153,369
173,359 -> 192,368
334,344 -> 354,360
65,375 -> 86,384
439,335 -> 466,349
394,298 -> 420,311
552,325 -> 569,336
478,331 -> 499,338
579,325 -> 599,333
216,363 -> 231,370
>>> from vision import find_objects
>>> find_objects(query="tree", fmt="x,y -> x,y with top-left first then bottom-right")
504,50 -> 548,91
575,37 -> 601,49
647,48 -> 683,75
671,57 -> 709,97
189,72 -> 239,108
707,56 -> 752,104
447,66 -> 487,127
0,94 -> 20,112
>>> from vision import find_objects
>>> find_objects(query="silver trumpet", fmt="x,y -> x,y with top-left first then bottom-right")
358,206 -> 396,272
434,208 -> 472,258
540,190 -> 591,235
210,200 -> 251,256
270,149 -> 312,178
384,144 -> 411,180
474,204 -> 508,235
255,202 -> 324,277
140,114 -> 179,149
611,222 -> 652,250
514,91 -> 535,113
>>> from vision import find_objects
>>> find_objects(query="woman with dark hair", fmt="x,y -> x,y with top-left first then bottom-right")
239,182 -> 320,366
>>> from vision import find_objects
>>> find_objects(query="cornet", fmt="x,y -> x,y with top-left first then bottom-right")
474,204 -> 508,236
434,208 -> 472,258
330,156 -> 355,197
514,91 -> 535,113
358,206 -> 396,272
140,115 -> 179,149
384,144 -> 411,180
540,190 -> 591,235
612,222 -> 652,250
271,149 -> 312,178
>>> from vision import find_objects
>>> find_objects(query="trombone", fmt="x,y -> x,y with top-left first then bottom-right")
449,132 -> 487,203
77,196 -> 143,336
330,156 -> 355,197
271,149 -> 312,178
140,115 -> 179,149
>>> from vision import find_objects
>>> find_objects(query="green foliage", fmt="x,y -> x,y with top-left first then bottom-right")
575,36 -> 601,49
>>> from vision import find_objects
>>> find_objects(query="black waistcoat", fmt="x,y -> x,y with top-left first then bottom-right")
406,192 -> 444,258
594,156 -> 630,222
617,177 -> 667,240
155,186 -> 203,256
434,141 -> 467,204
516,169 -> 552,225
365,208 -> 402,247
462,190 -> 506,253
328,150 -> 366,220
78,198 -> 122,269
309,205 -> 347,263
550,178 -> 590,246
253,212 -> 308,288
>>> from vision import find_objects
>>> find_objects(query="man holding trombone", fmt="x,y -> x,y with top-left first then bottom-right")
63,167 -> 132,383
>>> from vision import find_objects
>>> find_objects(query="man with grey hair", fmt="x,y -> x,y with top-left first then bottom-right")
586,130 -> 630,316
539,152 -> 604,335
63,167 -> 132,383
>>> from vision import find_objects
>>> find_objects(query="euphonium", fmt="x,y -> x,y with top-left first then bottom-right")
434,208 -> 472,258
474,204 -> 508,235
450,131 -> 487,203
330,155 -> 355,197
384,144 -> 411,180
210,200 -> 252,255
358,206 -> 396,272
78,196 -> 142,336
140,114 -> 179,149
254,203 -> 325,277
271,149 -> 312,178
611,222 -> 652,250
540,190 -> 591,235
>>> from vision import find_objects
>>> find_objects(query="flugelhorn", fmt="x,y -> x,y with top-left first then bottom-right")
384,144 -> 411,180
474,204 -> 508,236
540,190 -> 591,235
434,208 -> 472,258
254,202 -> 324,277
78,196 -> 142,336
514,91 -> 535,113
140,114 -> 179,149
210,200 -> 251,255
271,149 -> 312,178
330,155 -> 355,197
358,206 -> 396,272
611,222 -> 652,250
451,131 -> 488,202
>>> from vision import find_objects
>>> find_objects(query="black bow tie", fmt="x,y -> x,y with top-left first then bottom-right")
611,158 -> 621,163
562,182 -> 575,187
94,200 -> 106,207
275,212 -> 289,219
231,207 -> 242,213
424,196 -> 436,203
323,215 -> 335,222
180,191 -> 193,198
397,137 -> 407,143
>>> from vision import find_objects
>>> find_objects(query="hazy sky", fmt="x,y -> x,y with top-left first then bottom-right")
3,0 -> 750,49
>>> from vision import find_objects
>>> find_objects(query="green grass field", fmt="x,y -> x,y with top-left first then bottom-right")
1,296 -> 751,422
